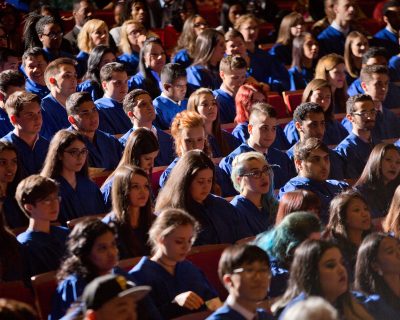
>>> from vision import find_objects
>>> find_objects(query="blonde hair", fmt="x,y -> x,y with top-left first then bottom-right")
77,19 -> 109,53
119,19 -> 146,54
344,31 -> 368,78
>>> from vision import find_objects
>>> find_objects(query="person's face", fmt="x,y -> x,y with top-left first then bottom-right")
26,192 -> 60,222
73,101 -> 99,133
166,77 -> 187,102
249,115 -> 277,149
95,295 -> 137,320
303,37 -> 319,60
14,101 -> 43,135
297,112 -> 326,140
381,149 -> 400,184
238,159 -> 270,195
190,168 -> 213,203
196,93 -> 218,123
334,0 -> 355,22
364,56 -> 387,67
309,87 -> 331,112
128,174 -> 150,208
103,71 -> 128,102
375,237 -> 400,276
90,27 -> 109,47
362,73 -> 389,103
290,22 -> 304,37
345,197 -> 371,232
211,36 -> 226,65
1,56 -> 19,72
24,55 -> 47,86
131,93 -> 156,123
227,260 -> 271,303
350,36 -> 369,58
325,0 -> 336,20
144,43 -> 166,73
157,224 -> 194,266
126,24 -> 146,47
0,149 -> 17,184
297,148 -> 330,181
221,68 -> 247,94
39,23 -> 63,50
89,231 -> 118,275
328,63 -> 346,89
228,4 -> 244,25
0,28 -> 7,48
193,16 -> 209,36
139,150 -> 159,174
74,1 -> 94,27
318,247 -> 348,303
180,126 -> 206,154
53,64 -> 77,97
225,37 -> 247,57
239,19 -> 259,44
99,52 -> 116,70
60,139 -> 88,173
385,6 -> 400,31
131,3 -> 147,24
348,100 -> 376,131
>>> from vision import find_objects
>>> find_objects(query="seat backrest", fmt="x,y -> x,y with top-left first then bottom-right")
31,271 -> 58,320
268,94 -> 288,119
118,256 -> 143,272
221,122 -> 236,133
151,166 -> 168,196
283,90 -> 304,115
89,169 -> 113,188
0,281 -> 35,309
186,244 -> 230,300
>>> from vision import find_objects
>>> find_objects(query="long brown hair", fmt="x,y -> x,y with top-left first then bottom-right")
276,12 -> 304,46
302,78 -> 334,120
344,31 -> 368,79
174,14 -> 205,58
383,185 -> 400,237
192,29 -> 224,68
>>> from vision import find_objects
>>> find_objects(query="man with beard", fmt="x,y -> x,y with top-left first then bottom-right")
335,94 -> 380,179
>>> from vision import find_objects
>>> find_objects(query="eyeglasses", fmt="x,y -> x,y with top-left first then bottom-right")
64,148 -> 89,158
42,32 -> 63,39
37,196 -> 62,205
240,165 -> 274,179
232,267 -> 271,278
352,110 -> 377,118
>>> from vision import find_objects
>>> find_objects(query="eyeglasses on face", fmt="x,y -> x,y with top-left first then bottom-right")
42,32 -> 63,39
240,165 -> 273,179
63,148 -> 89,158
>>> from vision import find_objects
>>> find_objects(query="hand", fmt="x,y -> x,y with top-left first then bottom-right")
173,291 -> 204,310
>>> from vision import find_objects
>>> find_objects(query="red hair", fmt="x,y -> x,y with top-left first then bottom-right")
234,83 -> 264,123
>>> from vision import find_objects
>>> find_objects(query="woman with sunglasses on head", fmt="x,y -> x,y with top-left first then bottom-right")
41,130 -> 106,226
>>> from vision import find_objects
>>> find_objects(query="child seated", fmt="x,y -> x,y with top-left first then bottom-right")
15,175 -> 70,279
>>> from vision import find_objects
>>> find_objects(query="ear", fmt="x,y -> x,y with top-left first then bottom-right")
294,121 -> 302,132
294,158 -> 303,172
101,80 -> 108,90
49,77 -> 57,86
222,274 -> 233,289
23,203 -> 33,215
346,113 -> 354,123
383,15 -> 389,25
85,310 -> 96,320
219,70 -> 225,80
163,83 -> 172,92
360,81 -> 368,93
68,115 -> 76,125
127,110 -> 134,119
248,123 -> 253,135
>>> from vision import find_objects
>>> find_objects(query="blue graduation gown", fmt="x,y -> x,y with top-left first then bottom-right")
40,93 -> 71,140
119,127 -> 175,166
25,78 -> 50,100
355,292 -> 400,319
317,25 -> 346,56
347,77 -> 363,96
118,52 -> 140,76
279,176 -> 348,223
160,157 -> 237,197
269,258 -> 290,298
76,79 -> 103,102
219,143 -> 296,189
288,66 -> 314,91
207,131 -> 241,158
17,225 -> 69,279
1,132 -> 49,175
76,51 -> 89,78
278,292 -> 308,320
42,48 -> 75,63
100,177 -> 113,211
128,70 -> 162,93
213,88 -> 236,124
248,49 -> 290,92
67,127 -> 123,170
286,144 -> 345,180
95,97 -> 132,135
0,108 -> 13,137
373,28 -> 400,59
232,122 -> 291,151
56,174 -> 107,225
172,49 -> 193,69
334,133 -> 381,179
186,65 -> 222,91
269,43 -> 292,65
129,256 -> 218,319
230,195 -> 274,235
3,195 -> 29,228
389,55 -> 400,82
153,95 -> 187,130
207,305 -> 274,320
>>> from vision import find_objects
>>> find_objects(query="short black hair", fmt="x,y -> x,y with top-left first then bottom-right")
22,47 -> 48,66
362,47 -> 387,65
294,137 -> 330,161
293,102 -> 324,124
0,70 -> 25,93
383,0 -> 400,16
160,63 -> 186,85
66,91 -> 93,116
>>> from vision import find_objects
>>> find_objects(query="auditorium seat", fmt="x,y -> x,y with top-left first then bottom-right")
31,271 -> 58,320
283,90 -> 303,115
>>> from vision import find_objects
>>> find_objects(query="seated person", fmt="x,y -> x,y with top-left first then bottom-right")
0,70 -> 25,137
220,103 -> 295,189
15,175 -> 70,280
95,62 -> 132,135
66,92 -> 123,170
286,102 -> 345,180
119,89 -> 174,166
207,244 -> 274,320
41,58 -> 77,140
153,63 -> 188,130
21,47 -> 50,100
213,55 -> 247,124
279,138 -> 348,223
0,48 -> 19,73
3,91 -> 49,175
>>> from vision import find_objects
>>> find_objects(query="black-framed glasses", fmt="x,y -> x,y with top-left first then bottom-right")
64,148 -> 89,158
352,110 -> 377,118
42,32 -> 63,39
240,165 -> 274,179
